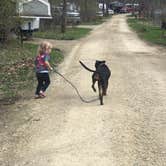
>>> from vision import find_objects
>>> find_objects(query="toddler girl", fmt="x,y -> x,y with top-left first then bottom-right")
35,41 -> 53,98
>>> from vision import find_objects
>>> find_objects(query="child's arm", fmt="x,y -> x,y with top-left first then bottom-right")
45,61 -> 53,70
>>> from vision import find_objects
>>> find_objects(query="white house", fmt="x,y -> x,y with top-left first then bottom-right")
17,0 -> 52,35
18,0 -> 51,17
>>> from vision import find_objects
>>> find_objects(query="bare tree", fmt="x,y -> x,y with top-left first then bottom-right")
105,0 -> 110,16
61,0 -> 67,33
0,0 -> 17,42
78,0 -> 97,22
102,0 -> 105,16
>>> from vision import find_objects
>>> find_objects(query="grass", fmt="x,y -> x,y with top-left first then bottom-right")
33,27 -> 92,40
0,40 -> 63,103
34,17 -> 112,40
127,18 -> 166,46
0,26 -> 93,104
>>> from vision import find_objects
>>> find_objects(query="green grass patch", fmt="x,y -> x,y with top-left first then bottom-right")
33,27 -> 92,40
0,40 -> 63,103
127,18 -> 166,46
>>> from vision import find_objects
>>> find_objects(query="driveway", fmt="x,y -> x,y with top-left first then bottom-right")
0,15 -> 166,166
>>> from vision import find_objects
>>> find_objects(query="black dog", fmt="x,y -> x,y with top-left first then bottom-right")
79,60 -> 111,105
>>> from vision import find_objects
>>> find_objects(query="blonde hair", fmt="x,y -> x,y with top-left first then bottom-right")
37,41 -> 52,55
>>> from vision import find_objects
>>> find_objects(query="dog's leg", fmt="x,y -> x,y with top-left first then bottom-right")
92,82 -> 96,92
98,82 -> 103,105
103,81 -> 108,96
102,77 -> 110,96
92,73 -> 96,92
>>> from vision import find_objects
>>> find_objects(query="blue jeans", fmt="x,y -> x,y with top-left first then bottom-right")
35,73 -> 50,95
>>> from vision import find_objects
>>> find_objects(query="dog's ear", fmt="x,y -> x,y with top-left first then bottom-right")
96,60 -> 106,63
95,61 -> 100,68
95,60 -> 106,68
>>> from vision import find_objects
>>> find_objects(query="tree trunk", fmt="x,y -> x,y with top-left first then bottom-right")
102,0 -> 105,16
61,0 -> 67,33
106,0 -> 109,16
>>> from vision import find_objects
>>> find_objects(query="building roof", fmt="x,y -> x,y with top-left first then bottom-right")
18,0 -> 51,18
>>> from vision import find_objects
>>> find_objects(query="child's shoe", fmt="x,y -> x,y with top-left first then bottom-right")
34,95 -> 40,99
39,91 -> 46,97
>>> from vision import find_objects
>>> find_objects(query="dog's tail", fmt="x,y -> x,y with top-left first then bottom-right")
79,61 -> 95,72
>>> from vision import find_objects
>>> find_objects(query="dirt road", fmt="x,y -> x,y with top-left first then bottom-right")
0,15 -> 166,166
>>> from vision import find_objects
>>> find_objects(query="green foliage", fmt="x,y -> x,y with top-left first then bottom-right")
0,1 -> 17,29
0,0 -> 22,42
127,18 -> 166,46
79,0 -> 98,22
33,27 -> 92,40
0,41 -> 63,103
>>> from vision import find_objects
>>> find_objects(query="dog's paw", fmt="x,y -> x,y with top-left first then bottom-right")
91,85 -> 96,92
103,93 -> 107,96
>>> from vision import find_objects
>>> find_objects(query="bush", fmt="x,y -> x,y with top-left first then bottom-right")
127,18 -> 166,46
0,41 -> 63,104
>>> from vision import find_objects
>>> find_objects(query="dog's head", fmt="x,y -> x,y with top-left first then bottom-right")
95,60 -> 106,69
